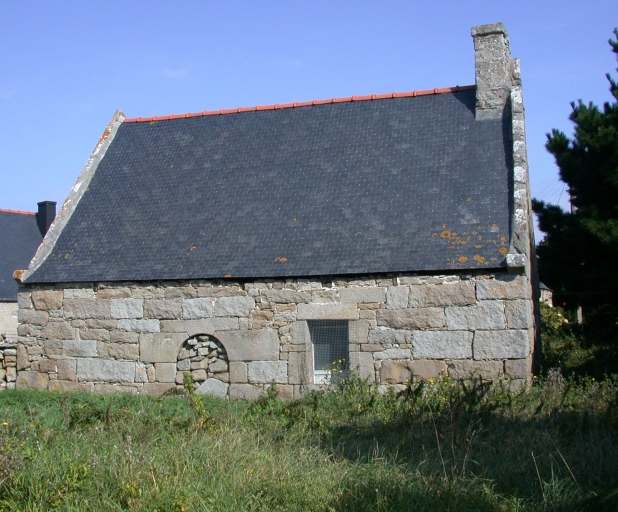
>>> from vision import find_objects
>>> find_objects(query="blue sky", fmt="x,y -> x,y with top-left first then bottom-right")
1,1 -> 616,241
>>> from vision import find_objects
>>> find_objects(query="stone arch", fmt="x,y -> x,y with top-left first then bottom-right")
176,334 -> 229,398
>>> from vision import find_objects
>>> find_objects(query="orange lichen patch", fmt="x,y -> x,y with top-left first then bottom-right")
458,256 -> 468,263
491,223 -> 497,228
275,257 -> 288,263
355,231 -> 362,236
224,274 -> 232,278
440,231 -> 451,239
431,233 -> 438,237
500,236 -> 506,244
12,269 -> 26,282
473,255 -> 485,263
498,247 -> 507,254
190,246 -> 196,251
466,198 -> 471,202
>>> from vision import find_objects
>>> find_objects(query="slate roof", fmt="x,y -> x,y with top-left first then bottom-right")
0,210 -> 42,300
25,87 -> 513,283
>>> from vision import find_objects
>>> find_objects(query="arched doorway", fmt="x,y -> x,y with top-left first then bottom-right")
177,334 -> 229,398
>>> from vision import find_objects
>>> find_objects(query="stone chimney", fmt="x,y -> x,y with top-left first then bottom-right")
471,23 -> 517,120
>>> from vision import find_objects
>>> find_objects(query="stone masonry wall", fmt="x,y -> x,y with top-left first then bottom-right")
14,271 -> 534,398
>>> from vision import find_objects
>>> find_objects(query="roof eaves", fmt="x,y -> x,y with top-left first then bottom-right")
124,85 -> 475,123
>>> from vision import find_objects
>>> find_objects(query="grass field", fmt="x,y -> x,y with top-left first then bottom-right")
0,372 -> 617,511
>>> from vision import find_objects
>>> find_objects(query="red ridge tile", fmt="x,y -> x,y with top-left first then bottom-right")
0,208 -> 36,216
123,85 -> 475,123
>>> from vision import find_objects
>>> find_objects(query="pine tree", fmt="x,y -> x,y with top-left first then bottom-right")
532,29 -> 618,324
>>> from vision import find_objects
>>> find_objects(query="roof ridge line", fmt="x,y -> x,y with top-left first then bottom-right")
124,85 -> 475,123
0,208 -> 35,216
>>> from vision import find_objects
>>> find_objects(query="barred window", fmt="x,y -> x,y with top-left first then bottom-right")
307,320 -> 349,384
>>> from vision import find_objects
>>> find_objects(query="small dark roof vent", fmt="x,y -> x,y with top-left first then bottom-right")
36,201 -> 56,237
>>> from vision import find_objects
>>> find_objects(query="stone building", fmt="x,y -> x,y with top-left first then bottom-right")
11,23 -> 538,398
0,202 -> 55,389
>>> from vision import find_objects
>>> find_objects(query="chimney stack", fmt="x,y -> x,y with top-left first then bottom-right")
36,201 -> 56,236
471,23 -> 516,120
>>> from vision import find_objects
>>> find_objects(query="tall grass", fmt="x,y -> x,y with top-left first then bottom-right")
0,373 -> 616,511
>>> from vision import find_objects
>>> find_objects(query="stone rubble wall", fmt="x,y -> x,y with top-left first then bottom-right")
0,343 -> 17,390
14,270 -> 535,398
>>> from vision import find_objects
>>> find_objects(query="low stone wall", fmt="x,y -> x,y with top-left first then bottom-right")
0,342 -> 17,390
16,271 -> 535,398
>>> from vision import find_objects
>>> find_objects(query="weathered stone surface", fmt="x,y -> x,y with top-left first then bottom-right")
214,296 -> 255,317
410,360 -> 448,380
408,283 -> 476,308
31,290 -> 63,310
79,328 -> 110,341
161,286 -> 197,300
476,276 -> 529,300
473,330 -> 529,359
368,329 -> 412,345
98,342 -> 139,360
218,329 -> 280,361
77,358 -> 136,382
413,331 -> 473,359
248,361 -> 288,383
350,319 -> 369,344
445,301 -> 505,330
182,298 -> 214,319
297,303 -> 359,320
96,287 -> 132,299
209,359 -> 228,373
57,359 -> 77,381
376,308 -> 445,329
86,319 -> 117,329
63,288 -> 95,299
16,371 -> 49,390
143,300 -> 182,319
349,351 -> 375,382
160,317 -> 238,336
18,309 -> 49,326
505,300 -> 533,329
42,322 -> 75,340
155,362 -> 177,383
311,290 -> 338,303
117,319 -> 159,333
18,292 -> 32,309
44,339 -> 63,356
63,340 -> 98,357
110,299 -> 143,319
64,299 -> 110,319
373,348 -> 411,360
386,286 -> 409,309
340,287 -> 386,304
447,360 -> 503,380
262,289 -> 311,304
381,360 -> 412,383
229,361 -> 248,383
140,333 -> 186,363
141,383 -> 176,397
109,330 -> 139,343
48,380 -> 85,393
39,359 -> 57,373
229,383 -> 265,400
16,345 -> 29,371
504,358 -> 531,379
196,378 -> 229,398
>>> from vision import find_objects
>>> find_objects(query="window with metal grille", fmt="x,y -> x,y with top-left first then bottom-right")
307,320 -> 349,384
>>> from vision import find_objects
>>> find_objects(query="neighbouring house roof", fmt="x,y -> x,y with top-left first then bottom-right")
0,209 -> 42,300
24,86 -> 513,283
